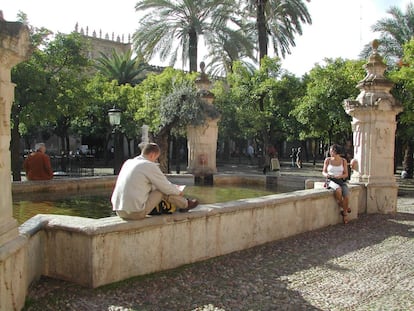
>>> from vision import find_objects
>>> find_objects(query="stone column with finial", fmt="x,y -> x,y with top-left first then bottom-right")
0,15 -> 32,244
0,12 -> 32,311
187,62 -> 220,184
344,40 -> 403,214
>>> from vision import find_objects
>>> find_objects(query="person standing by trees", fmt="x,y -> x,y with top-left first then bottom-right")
23,143 -> 53,181
296,147 -> 303,168
247,143 -> 254,165
289,148 -> 296,167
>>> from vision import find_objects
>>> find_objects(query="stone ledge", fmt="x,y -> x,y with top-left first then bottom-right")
19,186 -> 363,288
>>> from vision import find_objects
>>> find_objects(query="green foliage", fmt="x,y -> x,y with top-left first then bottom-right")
389,39 -> 414,141
213,57 -> 303,149
291,58 -> 365,143
239,0 -> 312,61
12,31 -> 91,142
361,2 -> 414,67
77,75 -> 140,143
133,0 -> 243,72
129,67 -> 198,135
94,49 -> 150,85
160,82 -> 220,128
204,27 -> 257,77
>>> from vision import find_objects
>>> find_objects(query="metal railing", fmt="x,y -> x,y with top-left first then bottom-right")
50,155 -> 95,177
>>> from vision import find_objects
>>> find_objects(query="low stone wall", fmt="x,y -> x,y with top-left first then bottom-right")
18,184 -> 363,288
12,176 -> 118,194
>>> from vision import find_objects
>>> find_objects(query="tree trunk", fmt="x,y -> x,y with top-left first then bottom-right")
188,27 -> 198,73
312,138 -> 318,166
154,133 -> 169,173
65,135 -> 70,153
261,128 -> 270,171
257,0 -> 268,63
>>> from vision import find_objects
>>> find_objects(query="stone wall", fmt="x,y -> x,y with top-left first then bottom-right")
18,184 -> 363,289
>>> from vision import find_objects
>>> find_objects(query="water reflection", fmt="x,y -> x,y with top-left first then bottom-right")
13,185 -> 276,224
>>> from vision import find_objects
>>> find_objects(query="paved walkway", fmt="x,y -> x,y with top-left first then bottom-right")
22,163 -> 414,311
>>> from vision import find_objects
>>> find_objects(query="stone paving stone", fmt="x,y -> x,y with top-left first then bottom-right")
22,163 -> 414,311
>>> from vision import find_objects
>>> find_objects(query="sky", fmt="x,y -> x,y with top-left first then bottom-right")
1,0 -> 412,77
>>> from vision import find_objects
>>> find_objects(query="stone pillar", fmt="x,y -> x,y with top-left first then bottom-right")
344,40 -> 403,214
187,62 -> 219,184
0,18 -> 32,244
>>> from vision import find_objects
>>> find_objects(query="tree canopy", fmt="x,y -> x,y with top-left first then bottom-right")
291,58 -> 365,144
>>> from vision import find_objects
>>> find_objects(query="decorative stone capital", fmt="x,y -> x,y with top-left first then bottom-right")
344,40 -> 402,116
0,21 -> 32,70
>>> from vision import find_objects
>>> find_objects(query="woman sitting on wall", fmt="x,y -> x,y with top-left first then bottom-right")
322,144 -> 351,224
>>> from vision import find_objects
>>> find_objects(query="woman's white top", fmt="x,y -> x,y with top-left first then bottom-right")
326,159 -> 346,190
327,161 -> 344,176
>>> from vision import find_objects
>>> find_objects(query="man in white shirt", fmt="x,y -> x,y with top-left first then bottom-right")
111,143 -> 199,220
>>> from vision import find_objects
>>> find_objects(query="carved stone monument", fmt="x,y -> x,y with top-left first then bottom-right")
0,13 -> 32,311
0,15 -> 32,244
344,40 -> 403,213
187,62 -> 219,184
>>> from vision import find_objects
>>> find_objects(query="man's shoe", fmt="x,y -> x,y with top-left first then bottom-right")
179,199 -> 199,212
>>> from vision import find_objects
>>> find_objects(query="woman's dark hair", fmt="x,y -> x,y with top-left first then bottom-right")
330,144 -> 342,154
142,143 -> 160,155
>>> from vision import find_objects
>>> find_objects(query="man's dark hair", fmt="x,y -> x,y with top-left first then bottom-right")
142,143 -> 160,155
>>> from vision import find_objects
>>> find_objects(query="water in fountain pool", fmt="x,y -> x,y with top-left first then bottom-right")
13,184 -> 278,224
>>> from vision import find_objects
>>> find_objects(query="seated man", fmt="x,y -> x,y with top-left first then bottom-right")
23,142 -> 54,181
111,143 -> 198,220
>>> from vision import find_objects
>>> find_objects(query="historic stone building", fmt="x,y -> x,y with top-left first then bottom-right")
74,23 -> 131,59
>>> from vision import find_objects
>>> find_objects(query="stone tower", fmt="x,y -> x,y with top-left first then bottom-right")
344,40 -> 403,213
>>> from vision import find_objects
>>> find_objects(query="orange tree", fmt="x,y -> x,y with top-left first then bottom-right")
390,39 -> 414,177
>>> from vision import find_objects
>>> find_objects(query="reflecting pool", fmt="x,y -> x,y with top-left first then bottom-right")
13,185 -> 277,224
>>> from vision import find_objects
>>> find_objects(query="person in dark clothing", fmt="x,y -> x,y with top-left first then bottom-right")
23,143 -> 53,181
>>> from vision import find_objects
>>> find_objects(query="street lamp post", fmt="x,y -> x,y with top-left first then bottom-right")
108,106 -> 122,175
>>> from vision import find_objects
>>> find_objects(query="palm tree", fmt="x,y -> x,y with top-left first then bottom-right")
94,49 -> 150,85
133,0 -> 237,73
241,0 -> 312,63
204,28 -> 258,77
360,3 -> 414,67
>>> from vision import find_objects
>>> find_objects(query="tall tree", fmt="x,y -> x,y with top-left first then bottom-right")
11,13 -> 53,181
212,59 -> 303,159
214,57 -> 296,157
45,32 -> 92,153
242,0 -> 312,63
360,3 -> 414,67
204,29 -> 257,77
133,0 -> 238,72
12,16 -> 91,180
128,67 -> 209,172
291,58 -> 365,146
75,76 -> 139,162
389,39 -> 414,178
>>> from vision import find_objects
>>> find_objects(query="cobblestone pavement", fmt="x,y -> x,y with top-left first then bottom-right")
22,164 -> 414,311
